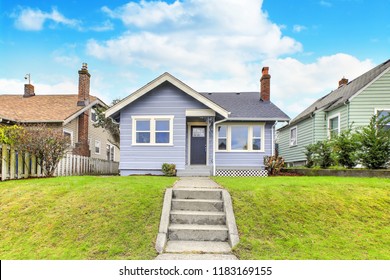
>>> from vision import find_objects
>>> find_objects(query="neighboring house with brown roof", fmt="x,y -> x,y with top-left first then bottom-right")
0,63 -> 119,162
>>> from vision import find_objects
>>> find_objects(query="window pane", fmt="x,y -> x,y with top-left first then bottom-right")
330,117 -> 338,130
252,138 -> 261,150
136,132 -> 150,143
136,120 -> 150,131
218,139 -> 227,150
218,126 -> 227,137
253,126 -> 261,137
156,132 -> 169,143
156,120 -> 169,131
231,126 -> 248,150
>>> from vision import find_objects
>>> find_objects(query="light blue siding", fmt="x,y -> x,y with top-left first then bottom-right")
215,122 -> 274,168
119,82 -> 209,174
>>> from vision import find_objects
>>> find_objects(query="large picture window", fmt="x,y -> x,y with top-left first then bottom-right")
132,116 -> 174,145
217,124 -> 264,152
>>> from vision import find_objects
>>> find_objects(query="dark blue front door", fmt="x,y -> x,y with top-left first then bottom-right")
190,126 -> 207,165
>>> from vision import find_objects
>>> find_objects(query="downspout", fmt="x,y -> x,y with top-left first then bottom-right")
213,119 -> 227,176
271,121 -> 277,155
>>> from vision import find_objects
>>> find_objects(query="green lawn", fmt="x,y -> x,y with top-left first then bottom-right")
214,176 -> 390,260
0,176 -> 176,260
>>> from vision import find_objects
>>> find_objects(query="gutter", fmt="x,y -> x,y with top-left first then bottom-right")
213,119 -> 228,176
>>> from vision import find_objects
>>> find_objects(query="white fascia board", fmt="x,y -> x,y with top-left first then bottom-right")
63,99 -> 100,125
105,72 -> 230,119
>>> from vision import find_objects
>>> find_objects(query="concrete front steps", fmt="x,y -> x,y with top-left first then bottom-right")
155,187 -> 238,255
176,166 -> 212,177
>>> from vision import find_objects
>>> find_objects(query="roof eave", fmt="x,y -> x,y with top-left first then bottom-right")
63,99 -> 101,125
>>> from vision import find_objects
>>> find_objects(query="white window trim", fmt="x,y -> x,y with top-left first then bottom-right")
63,129 -> 74,147
131,115 -> 174,146
216,123 -> 265,153
289,126 -> 298,147
95,140 -> 101,154
328,113 -> 341,138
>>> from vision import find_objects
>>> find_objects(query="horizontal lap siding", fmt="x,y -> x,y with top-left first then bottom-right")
215,122 -> 274,168
349,69 -> 390,128
119,82 -> 208,172
278,117 -> 313,163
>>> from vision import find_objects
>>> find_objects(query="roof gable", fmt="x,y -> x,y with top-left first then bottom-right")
290,59 -> 390,125
106,72 -> 230,118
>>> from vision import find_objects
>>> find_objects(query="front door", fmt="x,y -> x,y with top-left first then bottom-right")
190,126 -> 207,165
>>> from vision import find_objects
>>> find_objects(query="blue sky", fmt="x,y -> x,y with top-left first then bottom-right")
1,0 -> 389,118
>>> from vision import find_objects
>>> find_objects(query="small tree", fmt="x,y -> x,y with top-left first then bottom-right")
332,128 -> 360,168
357,114 -> 390,169
304,140 -> 335,168
15,124 -> 70,177
93,100 -> 121,144
0,125 -> 24,145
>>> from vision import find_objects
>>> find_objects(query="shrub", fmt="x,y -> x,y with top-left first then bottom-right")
0,125 -> 24,145
357,114 -> 390,169
162,163 -> 176,176
332,128 -> 360,168
15,124 -> 70,177
304,140 -> 335,168
264,155 -> 285,176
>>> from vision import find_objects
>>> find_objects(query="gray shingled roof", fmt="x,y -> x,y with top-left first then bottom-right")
199,92 -> 290,121
289,59 -> 390,126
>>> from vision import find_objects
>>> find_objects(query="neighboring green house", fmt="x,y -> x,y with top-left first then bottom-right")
277,59 -> 390,166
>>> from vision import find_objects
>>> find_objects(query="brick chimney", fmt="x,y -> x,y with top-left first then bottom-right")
23,84 -> 35,98
260,67 -> 270,101
77,62 -> 90,106
338,77 -> 348,88
73,63 -> 91,157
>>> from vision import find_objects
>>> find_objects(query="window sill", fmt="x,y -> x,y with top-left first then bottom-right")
132,143 -> 174,147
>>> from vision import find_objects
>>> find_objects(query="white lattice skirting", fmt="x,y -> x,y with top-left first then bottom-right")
216,169 -> 268,177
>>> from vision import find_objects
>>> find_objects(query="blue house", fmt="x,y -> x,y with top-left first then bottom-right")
106,68 -> 289,176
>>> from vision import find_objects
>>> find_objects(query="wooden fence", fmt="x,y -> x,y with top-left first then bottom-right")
0,144 -> 119,181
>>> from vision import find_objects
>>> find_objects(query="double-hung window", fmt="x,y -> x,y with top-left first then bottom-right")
290,126 -> 297,146
328,114 -> 340,139
132,116 -> 174,145
217,124 -> 264,152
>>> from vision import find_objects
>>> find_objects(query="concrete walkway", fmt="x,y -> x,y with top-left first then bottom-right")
155,177 -> 238,260
173,177 -> 222,189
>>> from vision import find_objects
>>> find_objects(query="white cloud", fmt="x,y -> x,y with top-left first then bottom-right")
86,0 -> 374,119
319,1 -> 332,7
293,25 -> 307,33
12,7 -> 80,31
90,20 -> 114,32
262,54 -> 374,116
0,78 -> 77,95
89,0 -> 302,79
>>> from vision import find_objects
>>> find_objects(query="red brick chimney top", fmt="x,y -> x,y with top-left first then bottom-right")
260,67 -> 271,101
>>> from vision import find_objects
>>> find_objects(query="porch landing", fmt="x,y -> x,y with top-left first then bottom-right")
176,165 -> 212,177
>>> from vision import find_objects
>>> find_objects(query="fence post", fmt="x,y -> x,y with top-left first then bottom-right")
31,155 -> 37,177
18,151 -> 23,179
10,146 -> 16,180
1,145 -> 7,181
24,153 -> 30,179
